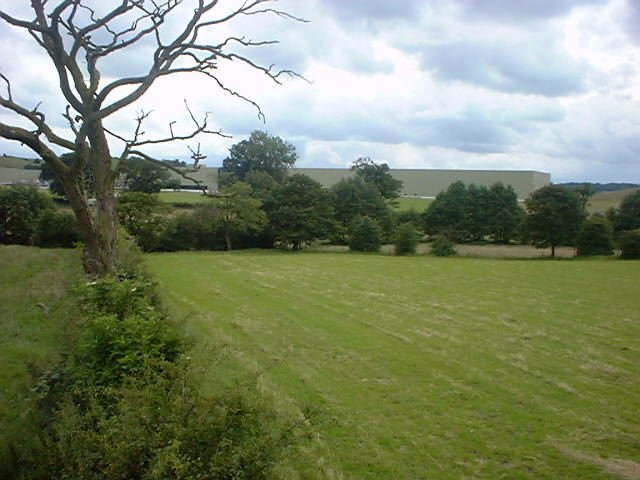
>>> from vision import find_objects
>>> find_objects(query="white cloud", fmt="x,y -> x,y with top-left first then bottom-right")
0,0 -> 639,182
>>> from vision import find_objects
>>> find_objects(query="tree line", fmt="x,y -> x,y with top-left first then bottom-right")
4,130 -> 638,259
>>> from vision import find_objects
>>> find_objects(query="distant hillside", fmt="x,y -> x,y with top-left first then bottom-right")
588,187 -> 640,214
0,155 -> 40,169
557,182 -> 640,193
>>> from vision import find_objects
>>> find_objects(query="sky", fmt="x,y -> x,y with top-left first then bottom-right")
0,0 -> 639,183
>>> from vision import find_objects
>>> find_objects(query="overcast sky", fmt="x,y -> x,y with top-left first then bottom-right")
1,0 -> 639,183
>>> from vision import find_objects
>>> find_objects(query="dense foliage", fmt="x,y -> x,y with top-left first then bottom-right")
348,215 -> 383,252
619,229 -> 640,259
524,185 -> 585,257
121,157 -> 177,193
4,258 -> 304,479
351,157 -> 403,201
394,222 -> 420,255
607,190 -> 640,235
265,174 -> 335,249
220,131 -> 297,185
331,177 -> 393,242
423,181 -> 523,243
430,234 -> 456,256
576,216 -> 614,256
0,185 -> 80,247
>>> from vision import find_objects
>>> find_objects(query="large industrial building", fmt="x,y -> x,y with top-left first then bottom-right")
170,167 -> 550,199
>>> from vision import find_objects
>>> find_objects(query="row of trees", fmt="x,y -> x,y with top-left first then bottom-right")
423,179 -> 640,258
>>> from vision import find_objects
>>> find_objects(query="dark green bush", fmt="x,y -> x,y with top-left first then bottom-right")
348,215 -> 382,252
76,276 -> 160,320
14,368 -> 299,480
35,209 -> 80,248
73,313 -> 183,387
3,266 -> 307,480
0,185 -> 53,245
394,222 -> 419,255
430,235 -> 456,257
619,229 -> 640,259
576,216 -> 614,256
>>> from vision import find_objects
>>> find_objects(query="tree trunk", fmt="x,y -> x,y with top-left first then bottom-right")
551,244 -> 556,258
225,232 -> 232,251
61,169 -> 117,278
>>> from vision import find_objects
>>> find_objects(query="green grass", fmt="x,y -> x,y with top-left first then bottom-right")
148,251 -> 640,479
0,246 -> 81,459
394,196 -> 432,211
157,191 -> 213,204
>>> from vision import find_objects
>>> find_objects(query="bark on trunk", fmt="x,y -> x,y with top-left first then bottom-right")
225,232 -> 232,251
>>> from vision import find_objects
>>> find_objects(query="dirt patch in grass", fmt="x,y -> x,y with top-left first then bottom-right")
559,447 -> 640,480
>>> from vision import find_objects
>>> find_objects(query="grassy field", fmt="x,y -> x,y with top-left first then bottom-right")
588,188 -> 639,214
157,190 -> 213,204
0,246 -> 81,460
148,251 -> 640,479
394,196 -> 432,211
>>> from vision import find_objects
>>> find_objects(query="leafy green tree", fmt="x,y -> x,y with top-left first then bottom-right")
265,174 -> 334,250
244,169 -> 280,200
0,185 -> 53,245
423,181 -> 470,241
393,209 -> 424,234
216,182 -> 267,250
524,185 -> 585,257
116,192 -> 167,252
607,190 -> 640,235
121,157 -> 172,193
221,131 -> 297,185
485,182 -> 525,243
35,209 -> 80,248
619,229 -> 640,259
576,216 -> 614,256
331,177 -> 393,241
348,215 -> 382,252
430,234 -> 456,256
351,157 -> 403,201
394,222 -> 420,255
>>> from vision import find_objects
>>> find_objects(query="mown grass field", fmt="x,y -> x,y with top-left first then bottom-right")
0,246 -> 81,460
148,251 -> 640,479
394,196 -> 433,212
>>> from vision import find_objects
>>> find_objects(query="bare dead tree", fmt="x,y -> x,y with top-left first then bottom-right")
0,0 -> 304,277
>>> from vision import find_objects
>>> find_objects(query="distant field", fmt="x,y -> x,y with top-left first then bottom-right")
148,251 -> 640,479
0,156 -> 38,169
588,188 -> 639,214
0,166 -> 40,184
0,246 -> 81,461
157,191 -> 213,204
394,196 -> 432,211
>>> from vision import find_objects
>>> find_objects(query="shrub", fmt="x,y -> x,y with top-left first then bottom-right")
116,192 -> 167,252
35,209 -> 80,248
76,276 -> 160,320
393,209 -> 423,234
430,235 -> 456,257
576,216 -> 614,256
348,215 -> 382,252
0,185 -> 53,245
394,222 -> 419,255
73,313 -> 183,387
619,229 -> 640,259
